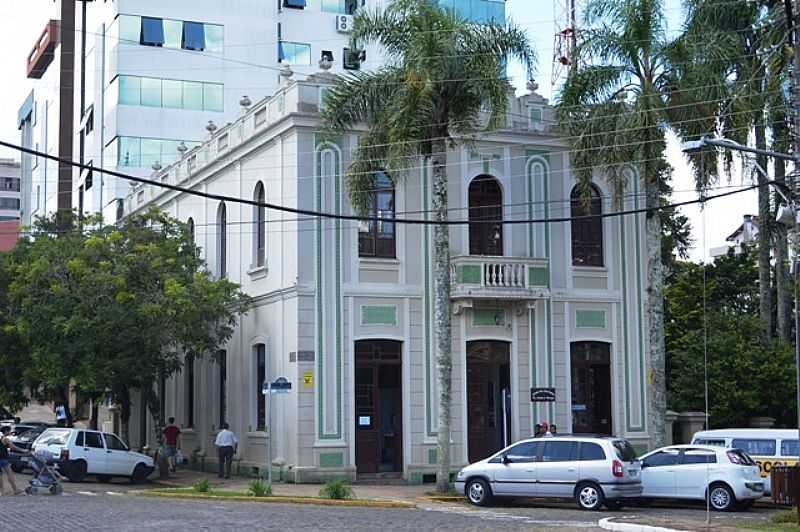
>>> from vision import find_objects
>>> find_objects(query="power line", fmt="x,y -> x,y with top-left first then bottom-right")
1,139 -> 766,228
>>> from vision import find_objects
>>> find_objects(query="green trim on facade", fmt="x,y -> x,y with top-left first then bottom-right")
456,264 -> 481,284
472,309 -> 505,327
319,452 -> 344,468
576,310 -> 606,329
315,138 -> 343,441
422,163 -> 435,437
528,266 -> 548,287
526,155 -> 550,262
621,206 -> 633,432
361,305 -> 398,326
633,173 -> 647,432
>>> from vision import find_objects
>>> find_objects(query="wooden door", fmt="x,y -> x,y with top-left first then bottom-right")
467,362 -> 491,464
468,176 -> 503,256
570,342 -> 612,435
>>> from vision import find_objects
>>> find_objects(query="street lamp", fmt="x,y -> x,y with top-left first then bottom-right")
682,137 -> 800,503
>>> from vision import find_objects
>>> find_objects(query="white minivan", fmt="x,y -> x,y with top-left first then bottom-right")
32,428 -> 154,483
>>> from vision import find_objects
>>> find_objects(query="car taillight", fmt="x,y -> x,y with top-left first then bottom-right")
59,448 -> 69,461
612,459 -> 624,477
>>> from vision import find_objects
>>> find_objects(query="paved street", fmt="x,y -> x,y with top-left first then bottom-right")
0,479 -> 785,532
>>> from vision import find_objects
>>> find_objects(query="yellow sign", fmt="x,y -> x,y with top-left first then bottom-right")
753,457 -> 798,478
303,371 -> 313,388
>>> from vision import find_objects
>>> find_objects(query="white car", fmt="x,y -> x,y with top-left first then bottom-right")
639,445 -> 763,511
32,428 -> 154,483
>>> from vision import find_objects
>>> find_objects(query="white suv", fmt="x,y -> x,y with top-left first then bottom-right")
639,445 -> 764,511
32,428 -> 154,483
454,436 -> 642,510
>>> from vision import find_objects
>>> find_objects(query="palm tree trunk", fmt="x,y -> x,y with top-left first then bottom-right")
775,155 -> 791,343
645,174 -> 667,449
755,121 -> 773,340
431,140 -> 453,493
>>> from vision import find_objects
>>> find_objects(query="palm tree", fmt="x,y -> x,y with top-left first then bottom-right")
557,0 -> 708,448
321,0 -> 534,491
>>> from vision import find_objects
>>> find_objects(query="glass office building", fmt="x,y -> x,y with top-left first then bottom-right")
436,0 -> 505,24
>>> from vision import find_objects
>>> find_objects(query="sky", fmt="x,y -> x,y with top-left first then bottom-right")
0,0 -> 757,261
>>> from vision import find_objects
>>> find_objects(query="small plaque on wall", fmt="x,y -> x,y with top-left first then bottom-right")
530,387 -> 556,402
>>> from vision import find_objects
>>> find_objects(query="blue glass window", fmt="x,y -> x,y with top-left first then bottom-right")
279,42 -> 311,65
183,21 -> 206,51
140,17 -> 164,46
284,0 -> 307,8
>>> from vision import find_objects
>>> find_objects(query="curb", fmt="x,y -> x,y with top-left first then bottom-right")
137,490 -> 417,509
421,495 -> 466,503
598,517 -> 691,532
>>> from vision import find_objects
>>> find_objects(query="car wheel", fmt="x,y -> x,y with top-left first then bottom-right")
97,475 -> 112,483
605,499 -> 624,511
130,463 -> 149,484
576,482 -> 605,511
66,460 -> 87,483
708,483 -> 735,512
466,478 -> 493,507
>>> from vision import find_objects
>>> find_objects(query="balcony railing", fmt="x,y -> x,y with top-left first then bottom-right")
450,255 -> 549,300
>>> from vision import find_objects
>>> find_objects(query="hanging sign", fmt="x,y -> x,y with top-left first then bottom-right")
530,387 -> 556,402
303,371 -> 313,388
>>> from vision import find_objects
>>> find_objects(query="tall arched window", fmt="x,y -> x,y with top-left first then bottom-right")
217,202 -> 227,277
358,171 -> 395,258
187,217 -> 195,244
468,175 -> 503,256
570,184 -> 603,267
253,182 -> 266,268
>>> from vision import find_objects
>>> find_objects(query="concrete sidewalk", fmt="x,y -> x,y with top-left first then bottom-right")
150,468 -> 437,503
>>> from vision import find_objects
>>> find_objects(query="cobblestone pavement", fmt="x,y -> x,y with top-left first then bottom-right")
0,493 -> 604,531
0,489 -> 785,532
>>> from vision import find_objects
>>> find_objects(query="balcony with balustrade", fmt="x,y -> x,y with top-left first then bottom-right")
450,255 -> 550,301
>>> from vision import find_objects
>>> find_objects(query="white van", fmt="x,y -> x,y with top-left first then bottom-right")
692,429 -> 799,493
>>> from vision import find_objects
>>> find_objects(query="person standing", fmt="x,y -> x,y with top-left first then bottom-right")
162,417 -> 181,473
0,426 -> 27,495
214,423 -> 238,479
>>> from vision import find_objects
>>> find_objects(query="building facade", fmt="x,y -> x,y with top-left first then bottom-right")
124,70 -> 651,483
0,159 -> 21,222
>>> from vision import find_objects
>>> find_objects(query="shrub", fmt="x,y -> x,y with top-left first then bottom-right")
772,510 -> 798,524
248,479 -> 272,497
319,479 -> 353,500
193,479 -> 210,493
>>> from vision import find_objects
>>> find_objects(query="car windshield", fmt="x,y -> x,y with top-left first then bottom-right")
36,429 -> 70,446
728,449 -> 757,466
613,440 -> 638,462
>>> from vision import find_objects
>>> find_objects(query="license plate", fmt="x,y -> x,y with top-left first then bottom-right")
628,470 -> 639,477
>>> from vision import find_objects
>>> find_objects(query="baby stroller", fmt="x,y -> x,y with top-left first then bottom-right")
24,450 -> 63,495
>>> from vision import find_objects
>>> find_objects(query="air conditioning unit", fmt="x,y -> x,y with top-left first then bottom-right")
336,15 -> 354,33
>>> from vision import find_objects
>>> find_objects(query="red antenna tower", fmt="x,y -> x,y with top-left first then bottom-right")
552,0 -> 579,87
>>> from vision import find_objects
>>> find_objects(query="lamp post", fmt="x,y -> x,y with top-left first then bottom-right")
683,137 -> 800,509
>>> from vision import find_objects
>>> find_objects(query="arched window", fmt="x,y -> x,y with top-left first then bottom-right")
468,175 -> 503,256
253,182 -> 266,268
570,184 -> 603,267
358,171 -> 395,258
187,217 -> 195,244
217,202 -> 227,277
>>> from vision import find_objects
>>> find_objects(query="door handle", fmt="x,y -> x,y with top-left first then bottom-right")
107,450 -> 112,454
567,468 -> 576,472
525,469 -> 535,473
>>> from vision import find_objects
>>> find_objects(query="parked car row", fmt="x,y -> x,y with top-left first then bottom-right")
455,435 -> 764,512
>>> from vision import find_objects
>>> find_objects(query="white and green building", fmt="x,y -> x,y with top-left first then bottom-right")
124,70 -> 651,483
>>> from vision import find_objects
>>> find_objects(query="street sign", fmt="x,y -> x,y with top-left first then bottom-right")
530,387 -> 556,402
303,371 -> 313,388
263,377 -> 292,395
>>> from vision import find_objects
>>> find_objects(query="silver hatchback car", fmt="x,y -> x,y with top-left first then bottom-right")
454,435 -> 643,510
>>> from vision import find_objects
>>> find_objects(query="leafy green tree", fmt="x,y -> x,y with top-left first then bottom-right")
9,210 -> 249,444
665,249 -> 796,427
321,0 -> 535,491
0,248 -> 29,413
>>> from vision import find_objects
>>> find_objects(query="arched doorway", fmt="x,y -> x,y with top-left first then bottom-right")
466,340 -> 511,463
468,175 -> 503,256
355,340 -> 403,474
570,341 -> 612,434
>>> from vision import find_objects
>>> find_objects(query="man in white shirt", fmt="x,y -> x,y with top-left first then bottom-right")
214,423 -> 238,479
